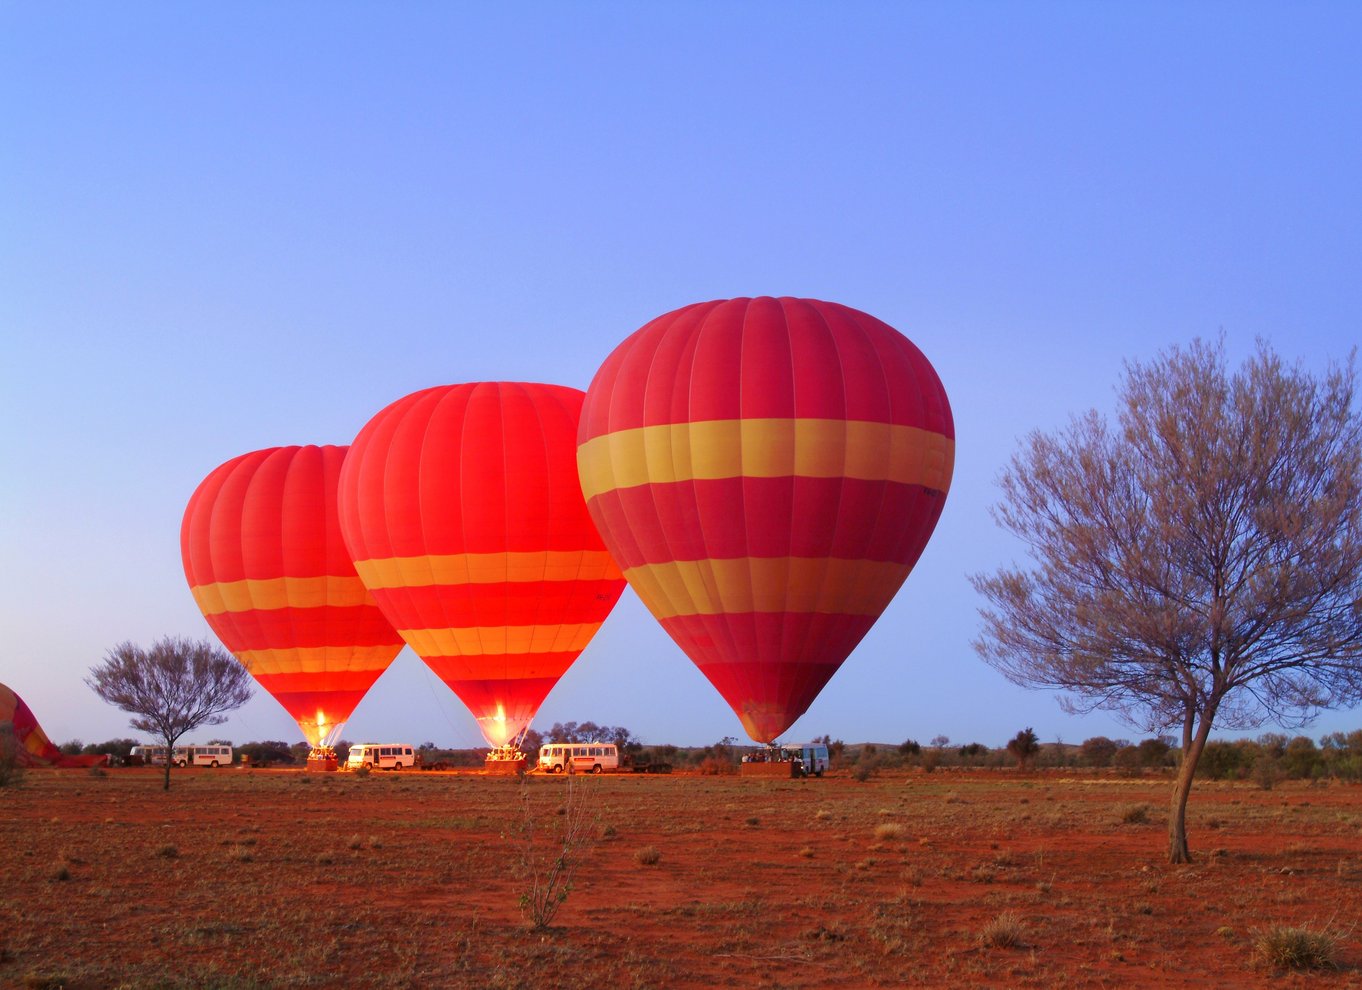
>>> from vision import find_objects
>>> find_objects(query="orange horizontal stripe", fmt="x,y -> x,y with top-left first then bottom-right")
399,623 -> 603,657
624,557 -> 910,620
192,575 -> 374,615
424,655 -> 576,680
353,550 -> 621,590
577,417 -> 954,501
233,645 -> 403,676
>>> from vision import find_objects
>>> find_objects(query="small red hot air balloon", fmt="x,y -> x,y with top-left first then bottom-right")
1,682 -> 107,768
577,297 -> 954,743
337,382 -> 626,754
180,446 -> 407,751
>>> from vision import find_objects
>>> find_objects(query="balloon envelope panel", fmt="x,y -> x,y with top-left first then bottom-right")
180,446 -> 406,747
578,297 -> 954,743
337,382 -> 626,747
0,682 -> 104,768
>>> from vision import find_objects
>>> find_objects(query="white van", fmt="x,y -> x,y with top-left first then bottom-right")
130,745 -> 169,766
537,742 -> 619,774
174,744 -> 233,768
346,743 -> 416,771
789,743 -> 830,777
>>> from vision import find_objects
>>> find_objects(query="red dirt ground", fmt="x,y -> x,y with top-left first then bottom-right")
2,766 -> 1360,988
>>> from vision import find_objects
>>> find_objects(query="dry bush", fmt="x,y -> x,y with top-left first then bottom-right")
1120,803 -> 1151,825
874,822 -> 905,841
156,844 -> 178,858
1252,923 -> 1342,970
512,774 -> 598,929
635,846 -> 661,866
798,846 -> 815,859
978,911 -> 1026,948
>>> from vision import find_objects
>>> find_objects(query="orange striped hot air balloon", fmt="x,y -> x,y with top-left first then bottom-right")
337,382 -> 626,750
577,297 -> 954,744
180,446 -> 407,749
0,682 -> 105,768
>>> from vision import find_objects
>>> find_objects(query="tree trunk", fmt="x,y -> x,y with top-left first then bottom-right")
1168,711 -> 1215,864
163,758 -> 171,792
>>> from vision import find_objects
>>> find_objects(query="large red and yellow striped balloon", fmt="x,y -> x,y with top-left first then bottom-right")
337,382 -> 626,748
180,446 -> 407,747
578,297 -> 954,743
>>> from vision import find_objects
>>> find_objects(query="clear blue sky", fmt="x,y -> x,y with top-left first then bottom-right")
3,3 -> 1359,750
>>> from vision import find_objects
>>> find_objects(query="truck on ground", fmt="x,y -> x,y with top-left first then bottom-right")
536,743 -> 672,774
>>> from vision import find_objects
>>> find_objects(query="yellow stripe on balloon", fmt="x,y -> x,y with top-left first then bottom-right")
576,418 -> 955,500
623,557 -> 911,620
191,575 -> 375,615
398,623 -> 604,657
234,645 -> 402,676
353,550 -> 622,590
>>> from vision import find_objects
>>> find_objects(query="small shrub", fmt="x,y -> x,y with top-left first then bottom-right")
156,844 -> 179,859
229,845 -> 254,863
744,816 -> 759,827
1120,803 -> 1151,825
874,822 -> 905,841
22,972 -> 72,990
347,835 -> 364,850
87,765 -> 107,778
601,824 -> 617,839
1252,924 -> 1341,970
814,809 -> 832,821
352,765 -> 370,778
50,862 -> 71,882
316,852 -> 335,865
798,846 -> 815,859
635,846 -> 661,866
852,762 -> 876,782
978,911 -> 1026,948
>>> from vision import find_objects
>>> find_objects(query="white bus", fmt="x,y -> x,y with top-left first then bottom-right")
538,742 -> 619,774
175,744 -> 233,768
129,744 -> 232,767
346,743 -> 416,771
130,745 -> 169,766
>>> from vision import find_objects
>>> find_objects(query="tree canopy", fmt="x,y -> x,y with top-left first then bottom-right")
87,636 -> 253,791
973,338 -> 1362,861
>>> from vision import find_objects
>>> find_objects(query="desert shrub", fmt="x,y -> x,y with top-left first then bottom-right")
1136,737 -> 1174,768
920,749 -> 940,773
874,822 -> 905,841
1005,728 -> 1040,769
1252,924 -> 1341,970
798,846 -> 815,858
852,760 -> 877,782
50,862 -> 71,882
978,911 -> 1026,948
899,738 -> 921,757
1080,736 -> 1118,767
87,765 -> 107,778
1282,736 -> 1322,779
1112,745 -> 1142,775
1120,803 -> 1151,825
512,773 -> 597,929
0,725 -> 24,789
351,766 -> 370,778
697,756 -> 735,776
1252,753 -> 1285,790
156,844 -> 179,858
236,740 -> 296,766
635,846 -> 661,865
1200,740 -> 1253,780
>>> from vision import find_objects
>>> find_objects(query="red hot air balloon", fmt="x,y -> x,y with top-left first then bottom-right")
337,382 -> 626,753
1,683 -> 107,768
181,446 -> 407,751
577,297 -> 954,744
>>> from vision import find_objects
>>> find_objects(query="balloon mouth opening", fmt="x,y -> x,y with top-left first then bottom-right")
476,708 -> 531,749
300,710 -> 345,750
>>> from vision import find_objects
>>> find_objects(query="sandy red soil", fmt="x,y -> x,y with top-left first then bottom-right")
2,766 -> 1360,989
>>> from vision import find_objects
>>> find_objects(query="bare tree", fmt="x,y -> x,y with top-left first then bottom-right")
87,637 -> 254,791
973,338 -> 1362,863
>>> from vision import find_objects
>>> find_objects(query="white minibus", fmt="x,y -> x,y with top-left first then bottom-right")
174,744 -> 233,768
346,743 -> 416,771
537,742 -> 619,774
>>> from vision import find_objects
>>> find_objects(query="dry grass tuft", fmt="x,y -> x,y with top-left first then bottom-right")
978,911 -> 1026,948
874,822 -> 905,841
1120,803 -> 1151,825
1252,923 -> 1342,970
635,846 -> 661,866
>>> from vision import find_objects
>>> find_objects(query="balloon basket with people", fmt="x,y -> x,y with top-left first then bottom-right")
484,743 -> 528,774
305,747 -> 339,772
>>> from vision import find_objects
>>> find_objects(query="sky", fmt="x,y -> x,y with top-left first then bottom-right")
2,3 -> 1360,752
